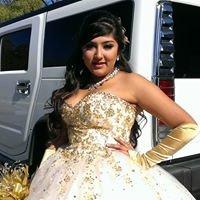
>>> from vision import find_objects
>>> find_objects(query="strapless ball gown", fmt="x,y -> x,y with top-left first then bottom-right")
27,91 -> 195,200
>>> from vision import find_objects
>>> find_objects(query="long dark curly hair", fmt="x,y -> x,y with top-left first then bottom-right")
49,10 -> 146,147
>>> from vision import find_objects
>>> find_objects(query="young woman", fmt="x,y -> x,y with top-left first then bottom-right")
26,10 -> 198,199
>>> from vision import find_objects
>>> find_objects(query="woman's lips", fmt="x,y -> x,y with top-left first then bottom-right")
92,62 -> 106,68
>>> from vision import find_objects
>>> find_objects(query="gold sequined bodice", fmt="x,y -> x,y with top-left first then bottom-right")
62,91 -> 137,149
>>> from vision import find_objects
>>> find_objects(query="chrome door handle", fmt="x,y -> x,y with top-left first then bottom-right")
16,80 -> 31,95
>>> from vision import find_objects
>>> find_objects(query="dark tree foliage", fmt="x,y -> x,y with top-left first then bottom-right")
0,0 -> 44,23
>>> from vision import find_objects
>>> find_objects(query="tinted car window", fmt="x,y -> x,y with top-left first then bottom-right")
0,28 -> 31,71
173,3 -> 200,78
43,1 -> 134,67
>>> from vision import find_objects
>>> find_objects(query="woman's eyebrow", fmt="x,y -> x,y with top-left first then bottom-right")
91,40 -> 115,44
103,40 -> 115,44
83,40 -> 115,48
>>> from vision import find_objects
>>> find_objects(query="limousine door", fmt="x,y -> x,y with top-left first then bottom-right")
0,13 -> 46,160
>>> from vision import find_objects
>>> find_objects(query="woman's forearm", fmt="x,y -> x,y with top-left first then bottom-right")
129,123 -> 199,169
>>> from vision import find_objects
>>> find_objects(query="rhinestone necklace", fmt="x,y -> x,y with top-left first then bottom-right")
88,68 -> 119,91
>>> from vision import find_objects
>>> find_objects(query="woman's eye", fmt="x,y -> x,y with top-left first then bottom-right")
104,44 -> 113,49
83,43 -> 94,50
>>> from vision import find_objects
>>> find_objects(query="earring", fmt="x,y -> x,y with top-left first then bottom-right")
115,56 -> 120,69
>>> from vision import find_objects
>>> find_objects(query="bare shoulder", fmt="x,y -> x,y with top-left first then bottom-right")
116,71 -> 152,104
118,71 -> 166,103
118,70 -> 196,126
119,71 -> 147,80
118,71 -> 152,88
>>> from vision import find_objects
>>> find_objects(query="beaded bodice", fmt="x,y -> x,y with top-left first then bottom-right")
62,91 -> 137,150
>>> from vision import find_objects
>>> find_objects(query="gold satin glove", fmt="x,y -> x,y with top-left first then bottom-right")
128,123 -> 199,169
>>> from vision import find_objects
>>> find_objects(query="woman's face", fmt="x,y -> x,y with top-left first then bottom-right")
82,34 -> 119,77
